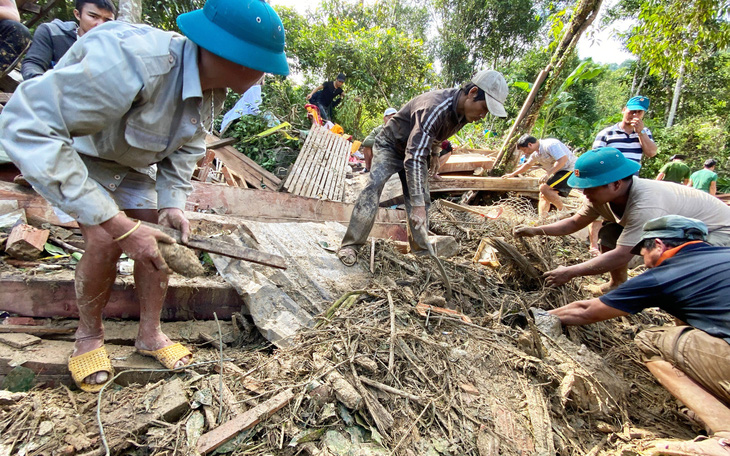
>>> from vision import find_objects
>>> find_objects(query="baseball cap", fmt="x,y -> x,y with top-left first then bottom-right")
670,154 -> 687,161
471,70 -> 508,118
384,107 -> 397,116
177,0 -> 289,76
630,215 -> 708,254
626,96 -> 649,111
337,73 -> 346,82
567,147 -> 641,189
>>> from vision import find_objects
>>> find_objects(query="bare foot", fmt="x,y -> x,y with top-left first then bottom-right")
72,333 -> 109,385
135,330 -> 191,369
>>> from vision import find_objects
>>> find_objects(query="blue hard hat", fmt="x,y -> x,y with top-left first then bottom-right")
177,0 -> 289,76
626,95 -> 649,111
567,147 -> 641,189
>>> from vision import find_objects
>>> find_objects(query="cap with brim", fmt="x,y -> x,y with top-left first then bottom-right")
383,107 -> 397,116
630,215 -> 708,254
626,95 -> 649,111
177,0 -> 289,76
567,147 -> 641,189
471,70 -> 508,118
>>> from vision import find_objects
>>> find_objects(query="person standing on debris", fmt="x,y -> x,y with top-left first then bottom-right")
656,154 -> 691,184
689,158 -> 718,195
542,215 -> 730,456
337,70 -> 509,266
21,0 -> 116,80
0,0 -> 31,75
361,107 -> 398,173
514,147 -> 730,294
502,135 -> 577,217
589,96 -> 658,255
306,73 -> 346,122
0,0 -> 289,392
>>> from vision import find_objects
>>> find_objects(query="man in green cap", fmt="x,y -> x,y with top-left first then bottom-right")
541,215 -> 730,456
515,147 -> 730,293
0,0 -> 289,392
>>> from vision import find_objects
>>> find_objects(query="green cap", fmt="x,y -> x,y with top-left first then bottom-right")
177,0 -> 289,76
630,215 -> 708,254
567,147 -> 641,189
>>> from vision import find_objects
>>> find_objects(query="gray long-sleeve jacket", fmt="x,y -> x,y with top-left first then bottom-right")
21,19 -> 77,80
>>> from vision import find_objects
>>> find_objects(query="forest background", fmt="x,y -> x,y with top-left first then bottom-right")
24,0 -> 730,189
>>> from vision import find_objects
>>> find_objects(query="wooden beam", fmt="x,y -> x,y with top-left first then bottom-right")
429,176 -> 539,193
189,182 -> 408,242
439,154 -> 496,174
205,137 -> 237,149
0,270 -> 243,320
0,181 -> 78,227
197,389 -> 295,454
205,134 -> 280,190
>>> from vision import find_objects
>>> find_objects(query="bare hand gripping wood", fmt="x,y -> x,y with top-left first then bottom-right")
142,222 -> 287,270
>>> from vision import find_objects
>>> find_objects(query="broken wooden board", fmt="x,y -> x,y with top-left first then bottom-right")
0,181 -> 77,228
204,134 -> 281,190
429,176 -> 539,194
0,333 -> 41,348
0,269 -> 242,320
282,125 -> 351,201
439,153 -> 496,174
101,377 -> 190,453
197,389 -> 294,454
188,182 -> 408,242
209,221 -> 372,347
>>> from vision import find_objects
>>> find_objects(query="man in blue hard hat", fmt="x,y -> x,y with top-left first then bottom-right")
0,0 -> 289,392
543,216 -> 730,455
515,147 -> 730,293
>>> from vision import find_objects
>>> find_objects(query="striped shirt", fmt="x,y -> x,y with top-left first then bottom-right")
593,122 -> 654,165
380,88 -> 467,206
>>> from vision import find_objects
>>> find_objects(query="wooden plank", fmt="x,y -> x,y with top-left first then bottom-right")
213,146 -> 265,190
306,129 -> 339,198
0,93 -> 10,104
332,137 -> 351,201
197,389 -> 294,454
194,149 -> 216,182
0,181 -> 78,228
0,333 -> 41,348
0,269 -> 243,320
283,125 -> 318,193
206,137 -> 237,149
0,325 -> 74,335
205,134 -> 280,189
6,224 -> 49,260
429,176 -> 539,193
294,126 -> 329,196
318,136 -> 341,199
220,166 -> 239,187
143,222 -> 287,270
439,154 -> 496,174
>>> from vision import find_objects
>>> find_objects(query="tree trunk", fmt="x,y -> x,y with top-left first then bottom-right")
635,65 -> 650,96
492,0 -> 604,173
666,50 -> 687,128
117,0 -> 142,23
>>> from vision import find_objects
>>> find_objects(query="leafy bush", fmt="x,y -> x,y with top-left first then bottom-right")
646,116 -> 728,178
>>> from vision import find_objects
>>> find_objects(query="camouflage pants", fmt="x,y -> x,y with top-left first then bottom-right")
341,136 -> 431,253
0,19 -> 31,75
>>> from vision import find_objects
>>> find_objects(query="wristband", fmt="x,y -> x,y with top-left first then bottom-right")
113,219 -> 141,242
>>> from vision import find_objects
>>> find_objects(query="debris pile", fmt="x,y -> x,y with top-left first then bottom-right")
0,198 -> 699,455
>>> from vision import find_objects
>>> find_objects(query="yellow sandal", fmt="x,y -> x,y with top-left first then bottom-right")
68,346 -> 114,393
137,342 -> 193,370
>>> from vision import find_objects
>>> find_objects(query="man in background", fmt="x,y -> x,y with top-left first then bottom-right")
306,73 -> 346,122
21,0 -> 116,80
502,134 -> 577,217
656,154 -> 690,185
689,158 -> 718,195
361,107 -> 397,173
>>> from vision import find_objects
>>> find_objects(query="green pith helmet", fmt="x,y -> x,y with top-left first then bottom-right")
567,147 -> 641,189
631,215 -> 708,254
177,0 -> 289,76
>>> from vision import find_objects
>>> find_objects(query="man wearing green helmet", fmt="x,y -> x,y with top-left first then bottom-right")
515,147 -> 730,293
0,0 -> 289,392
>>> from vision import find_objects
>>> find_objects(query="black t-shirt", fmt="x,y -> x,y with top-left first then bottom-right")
600,243 -> 730,343
312,81 -> 343,107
